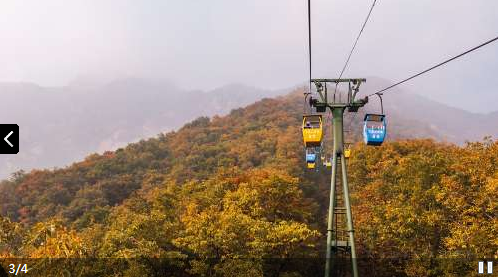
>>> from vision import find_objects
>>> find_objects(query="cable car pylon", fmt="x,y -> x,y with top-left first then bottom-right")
307,78 -> 368,277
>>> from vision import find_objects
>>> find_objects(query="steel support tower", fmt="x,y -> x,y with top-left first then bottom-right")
309,78 -> 367,277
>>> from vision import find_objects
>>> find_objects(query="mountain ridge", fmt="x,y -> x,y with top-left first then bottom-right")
0,86 -> 496,276
0,86 -> 484,224
0,79 -> 286,179
0,77 -> 495,180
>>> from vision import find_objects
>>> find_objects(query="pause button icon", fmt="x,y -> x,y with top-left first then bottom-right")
479,261 -> 493,274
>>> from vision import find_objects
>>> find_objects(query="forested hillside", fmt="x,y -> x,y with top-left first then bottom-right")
0,80 -> 285,179
0,89 -> 497,276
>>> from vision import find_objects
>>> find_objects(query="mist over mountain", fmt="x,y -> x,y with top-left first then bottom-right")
0,77 -> 495,179
0,79 -> 286,179
362,77 -> 498,143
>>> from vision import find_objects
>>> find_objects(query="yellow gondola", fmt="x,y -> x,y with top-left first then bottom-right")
302,115 -> 323,147
344,148 -> 351,158
324,158 -> 332,167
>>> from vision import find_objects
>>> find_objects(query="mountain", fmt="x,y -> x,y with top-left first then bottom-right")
0,87 -> 496,276
0,79 -> 287,179
0,77 -> 496,181
0,87 -> 427,225
0,85 -> 492,224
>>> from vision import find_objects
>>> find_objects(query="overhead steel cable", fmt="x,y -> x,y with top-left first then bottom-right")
308,0 -> 312,94
304,0 -> 313,114
337,0 -> 377,136
369,35 -> 498,97
336,0 -> 377,81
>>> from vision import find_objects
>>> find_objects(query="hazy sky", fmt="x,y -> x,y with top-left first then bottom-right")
1,0 -> 497,112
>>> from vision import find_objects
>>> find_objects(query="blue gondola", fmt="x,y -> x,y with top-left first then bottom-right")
306,152 -> 316,169
363,114 -> 386,146
305,146 -> 320,169
306,153 -> 316,163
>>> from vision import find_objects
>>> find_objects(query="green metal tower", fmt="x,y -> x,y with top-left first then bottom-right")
309,78 -> 367,277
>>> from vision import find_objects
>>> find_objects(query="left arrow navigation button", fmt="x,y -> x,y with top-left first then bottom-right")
0,124 -> 18,154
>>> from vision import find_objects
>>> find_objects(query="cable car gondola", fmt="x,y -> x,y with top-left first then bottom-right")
344,143 -> 352,158
305,147 -> 319,169
306,152 -> 317,169
344,148 -> 351,158
323,156 -> 332,167
363,93 -> 387,146
363,114 -> 386,145
302,114 -> 323,147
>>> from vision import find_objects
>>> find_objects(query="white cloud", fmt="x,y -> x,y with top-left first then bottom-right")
0,0 -> 497,112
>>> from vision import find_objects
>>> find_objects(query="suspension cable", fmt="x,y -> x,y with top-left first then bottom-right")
334,0 -> 377,99
368,35 -> 498,97
337,0 -> 377,81
308,0 -> 312,94
338,0 -> 377,135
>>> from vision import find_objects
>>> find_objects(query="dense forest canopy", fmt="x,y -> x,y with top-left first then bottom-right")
0,90 -> 496,276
